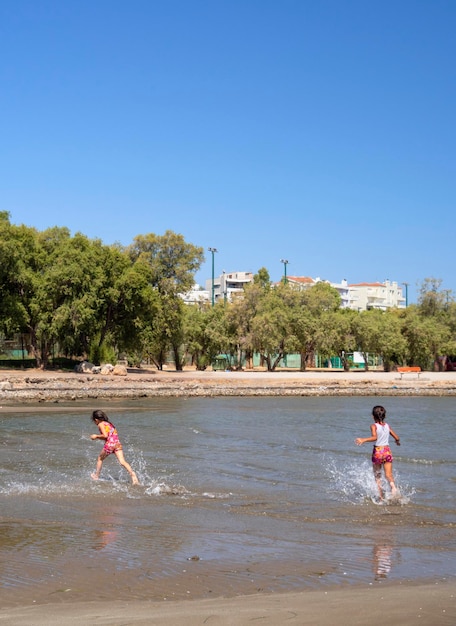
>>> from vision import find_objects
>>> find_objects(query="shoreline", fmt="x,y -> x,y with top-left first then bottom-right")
1,368 -> 456,404
1,580 -> 455,625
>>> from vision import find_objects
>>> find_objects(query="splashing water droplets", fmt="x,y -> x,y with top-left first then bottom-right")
325,458 -> 413,505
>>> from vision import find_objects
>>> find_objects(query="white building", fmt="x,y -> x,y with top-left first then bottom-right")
180,284 -> 210,305
348,281 -> 406,311
205,271 -> 254,303
198,270 -> 406,311
286,276 -> 350,308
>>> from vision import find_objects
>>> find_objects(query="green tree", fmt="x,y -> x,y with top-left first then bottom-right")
253,267 -> 271,289
182,301 -> 237,370
292,282 -> 341,370
0,213 -> 33,335
228,276 -> 268,369
2,223 -> 54,367
128,231 -> 204,369
354,309 -> 406,371
204,301 -> 238,366
409,279 -> 456,369
128,231 -> 204,294
0,218 -> 160,368
400,306 -> 453,370
417,278 -> 449,316
182,303 -> 209,370
324,309 -> 357,371
250,282 -> 294,371
95,248 -> 158,363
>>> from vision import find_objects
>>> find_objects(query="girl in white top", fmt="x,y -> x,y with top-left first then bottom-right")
355,405 -> 400,501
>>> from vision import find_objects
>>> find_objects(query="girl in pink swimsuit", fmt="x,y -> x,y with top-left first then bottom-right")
355,405 -> 400,501
90,410 -> 139,485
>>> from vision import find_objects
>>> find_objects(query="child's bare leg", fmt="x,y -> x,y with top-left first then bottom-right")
373,464 -> 384,499
91,455 -> 105,480
115,450 -> 139,485
384,462 -> 397,494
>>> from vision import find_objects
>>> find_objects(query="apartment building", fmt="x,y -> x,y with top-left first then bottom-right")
277,276 -> 405,310
180,285 -> 210,305
286,276 -> 350,308
189,272 -> 405,311
205,271 -> 254,303
348,281 -> 406,311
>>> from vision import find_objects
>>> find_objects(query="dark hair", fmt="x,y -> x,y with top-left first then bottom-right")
372,405 -> 386,423
92,409 -> 109,423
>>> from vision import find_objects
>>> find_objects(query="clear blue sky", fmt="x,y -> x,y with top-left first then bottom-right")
2,1 -> 455,303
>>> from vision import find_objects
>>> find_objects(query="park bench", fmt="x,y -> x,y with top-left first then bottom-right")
397,366 -> 422,379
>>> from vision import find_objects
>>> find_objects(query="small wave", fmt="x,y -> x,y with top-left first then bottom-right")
143,481 -> 189,496
201,491 -> 232,499
0,480 -> 90,496
1,476 -> 191,499
403,457 -> 437,465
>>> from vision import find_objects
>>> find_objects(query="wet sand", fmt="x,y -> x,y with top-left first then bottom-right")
1,582 -> 455,625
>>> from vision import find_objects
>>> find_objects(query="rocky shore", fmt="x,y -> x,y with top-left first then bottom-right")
1,367 -> 456,404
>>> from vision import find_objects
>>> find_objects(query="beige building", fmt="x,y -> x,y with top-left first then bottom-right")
348,281 -> 406,311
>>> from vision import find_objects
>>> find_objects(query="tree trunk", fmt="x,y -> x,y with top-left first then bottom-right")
172,343 -> 183,371
340,351 -> 350,372
271,352 -> 283,371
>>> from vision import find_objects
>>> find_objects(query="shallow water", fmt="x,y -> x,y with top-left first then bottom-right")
0,396 -> 454,606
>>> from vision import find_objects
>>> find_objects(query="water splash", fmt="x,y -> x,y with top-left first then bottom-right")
325,458 -> 413,505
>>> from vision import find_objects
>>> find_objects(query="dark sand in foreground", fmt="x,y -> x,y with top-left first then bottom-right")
1,582 -> 455,625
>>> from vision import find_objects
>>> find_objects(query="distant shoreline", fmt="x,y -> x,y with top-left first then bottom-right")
1,367 -> 456,404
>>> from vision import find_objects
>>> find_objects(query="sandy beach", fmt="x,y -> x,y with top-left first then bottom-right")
1,582 -> 455,625
1,367 -> 456,405
1,367 -> 455,625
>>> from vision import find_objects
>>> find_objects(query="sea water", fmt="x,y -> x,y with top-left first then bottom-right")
0,396 -> 454,606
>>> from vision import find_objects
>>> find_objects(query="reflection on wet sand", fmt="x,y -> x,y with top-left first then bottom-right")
92,513 -> 119,552
373,542 -> 393,580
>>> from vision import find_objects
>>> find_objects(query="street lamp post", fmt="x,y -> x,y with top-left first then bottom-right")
208,247 -> 218,306
402,282 -> 409,307
222,270 -> 227,304
280,259 -> 289,283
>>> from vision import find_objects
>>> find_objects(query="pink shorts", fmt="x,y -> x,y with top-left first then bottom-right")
372,445 -> 393,464
102,442 -> 122,456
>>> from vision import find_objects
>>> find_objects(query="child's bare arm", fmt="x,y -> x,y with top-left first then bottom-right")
91,423 -> 108,441
355,435 -> 376,445
355,423 -> 377,446
389,427 -> 401,445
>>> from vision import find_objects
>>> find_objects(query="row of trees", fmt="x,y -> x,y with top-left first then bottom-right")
0,212 -> 203,368
185,273 -> 456,371
1,212 -> 455,371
